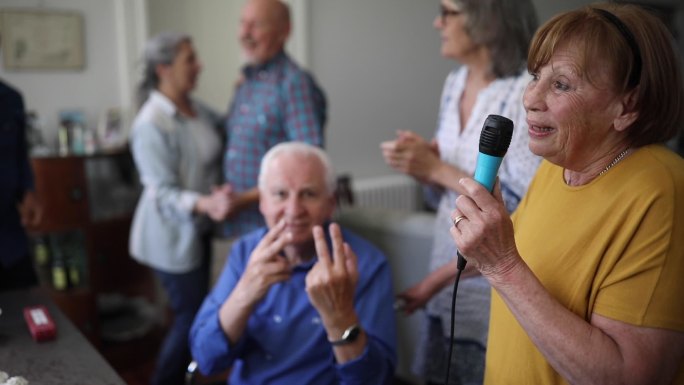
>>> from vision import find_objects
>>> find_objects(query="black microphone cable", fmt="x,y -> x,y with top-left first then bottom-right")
444,252 -> 467,385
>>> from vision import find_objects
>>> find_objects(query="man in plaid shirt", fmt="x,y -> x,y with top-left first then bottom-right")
221,0 -> 326,240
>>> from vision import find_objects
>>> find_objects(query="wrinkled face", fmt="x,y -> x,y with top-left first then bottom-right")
159,41 -> 201,95
433,1 -> 477,61
259,153 -> 336,247
523,45 -> 625,169
239,0 -> 289,65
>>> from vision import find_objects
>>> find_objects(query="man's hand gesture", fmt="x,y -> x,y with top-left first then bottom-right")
232,219 -> 292,308
306,223 -> 359,331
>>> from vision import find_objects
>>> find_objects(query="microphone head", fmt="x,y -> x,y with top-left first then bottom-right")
479,115 -> 514,157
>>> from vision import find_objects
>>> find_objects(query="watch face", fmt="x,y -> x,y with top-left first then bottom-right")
331,324 -> 361,346
344,325 -> 360,342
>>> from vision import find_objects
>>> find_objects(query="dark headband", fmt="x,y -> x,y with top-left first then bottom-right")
594,8 -> 642,88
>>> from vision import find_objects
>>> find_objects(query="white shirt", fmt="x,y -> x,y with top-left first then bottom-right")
129,91 -> 223,273
428,66 -> 542,342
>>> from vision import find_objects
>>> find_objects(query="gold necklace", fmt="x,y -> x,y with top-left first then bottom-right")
599,148 -> 630,176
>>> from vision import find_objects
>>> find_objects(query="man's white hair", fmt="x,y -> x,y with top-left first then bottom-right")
258,142 -> 336,194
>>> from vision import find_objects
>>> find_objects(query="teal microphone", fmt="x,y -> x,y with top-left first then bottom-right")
474,115 -> 514,192
457,115 -> 513,270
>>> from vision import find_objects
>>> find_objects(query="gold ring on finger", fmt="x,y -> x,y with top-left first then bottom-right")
452,215 -> 467,228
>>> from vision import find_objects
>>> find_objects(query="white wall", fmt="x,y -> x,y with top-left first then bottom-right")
0,0 -> 145,149
309,0 -> 454,179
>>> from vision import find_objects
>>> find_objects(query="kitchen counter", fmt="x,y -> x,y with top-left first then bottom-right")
0,287 -> 125,385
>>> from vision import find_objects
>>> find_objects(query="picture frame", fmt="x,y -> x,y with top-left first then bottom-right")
0,9 -> 85,70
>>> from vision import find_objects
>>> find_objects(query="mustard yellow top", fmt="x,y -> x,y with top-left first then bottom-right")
485,144 -> 684,384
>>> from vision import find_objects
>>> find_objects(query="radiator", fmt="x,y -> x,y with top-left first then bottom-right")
351,175 -> 422,211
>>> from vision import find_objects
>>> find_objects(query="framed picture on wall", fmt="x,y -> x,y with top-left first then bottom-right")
0,9 -> 85,70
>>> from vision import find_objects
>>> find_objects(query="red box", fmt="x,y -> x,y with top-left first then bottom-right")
23,305 -> 57,342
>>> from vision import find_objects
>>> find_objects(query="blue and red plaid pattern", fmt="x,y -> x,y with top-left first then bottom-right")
222,51 -> 326,238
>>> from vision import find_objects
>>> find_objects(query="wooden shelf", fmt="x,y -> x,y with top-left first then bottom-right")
26,151 -> 155,345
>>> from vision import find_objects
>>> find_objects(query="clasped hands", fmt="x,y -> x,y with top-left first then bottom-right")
197,184 -> 244,221
380,130 -> 440,183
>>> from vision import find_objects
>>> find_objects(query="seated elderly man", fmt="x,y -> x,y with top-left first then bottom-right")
190,141 -> 397,384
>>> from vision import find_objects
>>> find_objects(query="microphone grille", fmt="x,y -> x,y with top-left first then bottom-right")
479,115 -> 514,157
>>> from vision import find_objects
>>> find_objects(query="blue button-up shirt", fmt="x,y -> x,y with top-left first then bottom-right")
190,225 -> 397,384
223,51 -> 326,238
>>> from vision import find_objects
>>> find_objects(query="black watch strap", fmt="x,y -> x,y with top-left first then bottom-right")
329,324 -> 361,346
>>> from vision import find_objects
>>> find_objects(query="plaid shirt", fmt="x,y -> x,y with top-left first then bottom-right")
222,51 -> 326,237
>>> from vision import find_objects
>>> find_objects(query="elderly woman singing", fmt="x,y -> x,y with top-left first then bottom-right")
450,3 -> 684,385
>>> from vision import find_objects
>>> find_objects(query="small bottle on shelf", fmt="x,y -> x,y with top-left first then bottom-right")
50,238 -> 69,291
33,236 -> 52,285
34,236 -> 50,266
71,122 -> 85,155
58,121 -> 70,156
67,254 -> 81,288
84,128 -> 97,155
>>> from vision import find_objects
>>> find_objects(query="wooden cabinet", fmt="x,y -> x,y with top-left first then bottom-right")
27,150 -> 155,346
30,156 -> 90,231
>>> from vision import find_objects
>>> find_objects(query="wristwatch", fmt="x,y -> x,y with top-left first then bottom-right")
329,324 -> 362,346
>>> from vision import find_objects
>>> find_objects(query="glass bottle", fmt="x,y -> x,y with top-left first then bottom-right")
58,121 -> 70,156
51,238 -> 69,290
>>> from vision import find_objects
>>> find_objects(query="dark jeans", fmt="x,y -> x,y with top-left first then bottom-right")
152,253 -> 209,385
0,255 -> 38,291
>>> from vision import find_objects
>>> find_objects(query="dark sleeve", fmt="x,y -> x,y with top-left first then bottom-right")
12,87 -> 34,197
